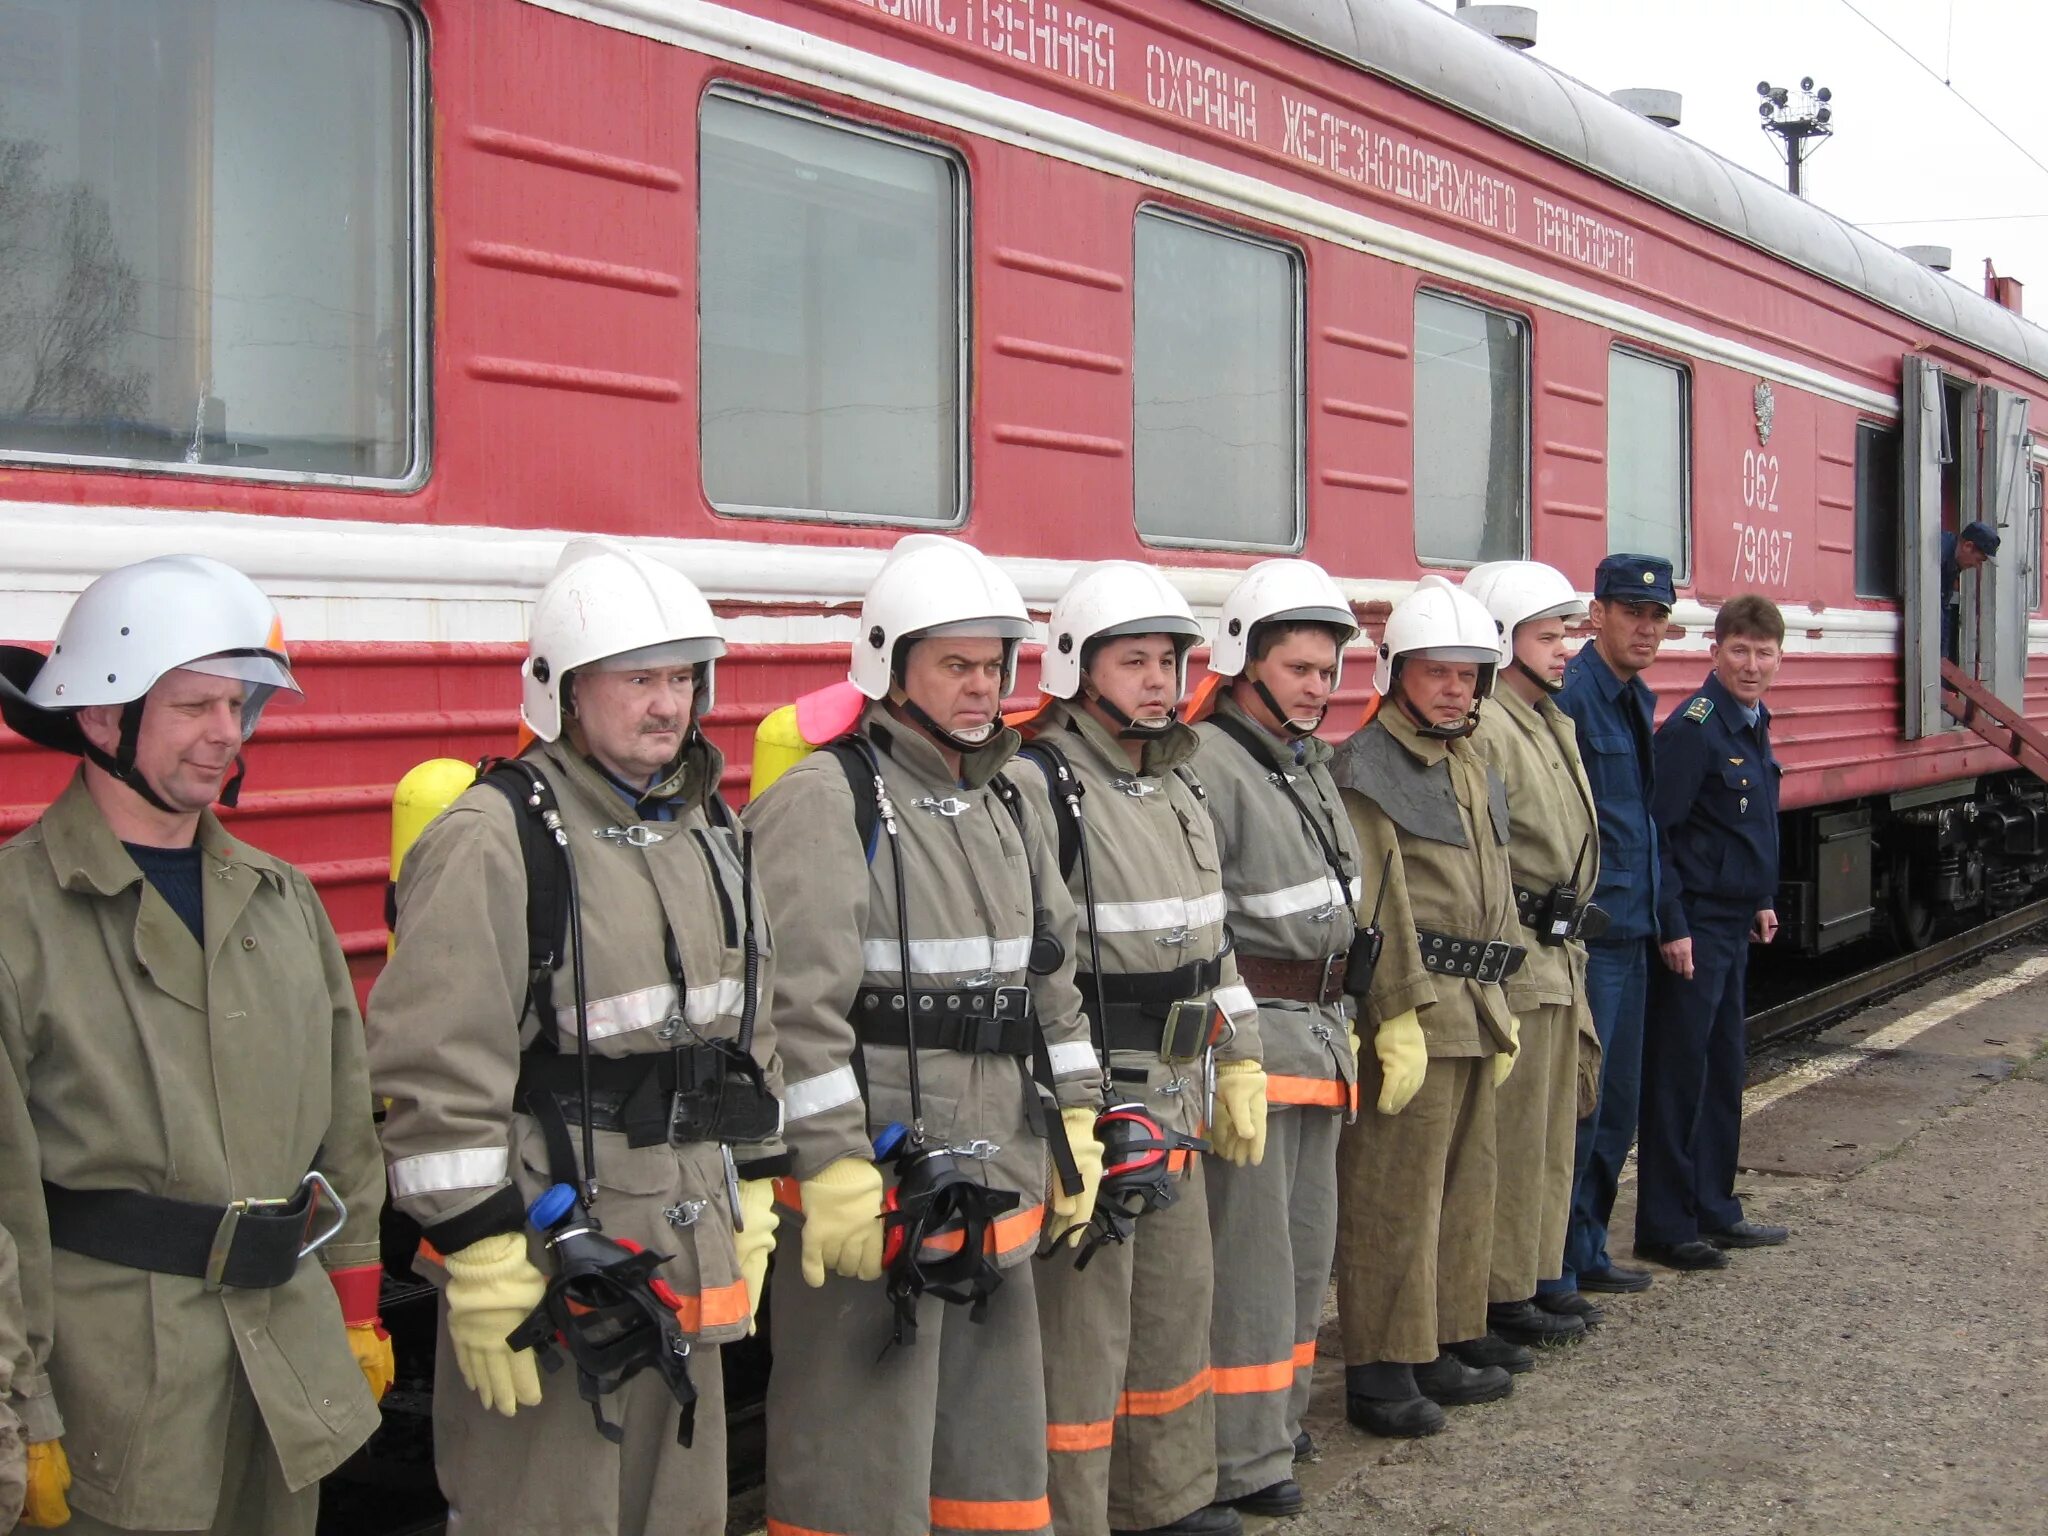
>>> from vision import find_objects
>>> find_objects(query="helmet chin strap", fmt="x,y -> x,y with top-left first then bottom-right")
1251,678 -> 1323,740
1513,657 -> 1564,696
899,697 -> 999,755
1084,690 -> 1177,741
80,699 -> 185,815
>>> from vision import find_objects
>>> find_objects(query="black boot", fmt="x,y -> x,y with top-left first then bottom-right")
1344,1361 -> 1446,1438
1220,1479 -> 1306,1518
1292,1429 -> 1318,1464
1535,1290 -> 1606,1327
1111,1504 -> 1244,1536
1448,1332 -> 1535,1374
1414,1352 -> 1514,1407
1488,1298 -> 1588,1348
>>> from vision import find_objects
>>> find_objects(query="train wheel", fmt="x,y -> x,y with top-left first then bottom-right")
1887,852 -> 1938,951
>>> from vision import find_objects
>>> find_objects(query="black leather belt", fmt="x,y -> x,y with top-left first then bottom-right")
517,1041 -> 780,1148
44,1173 -> 343,1291
1415,930 -> 1527,984
1077,957 -> 1224,1052
851,985 -> 1037,1056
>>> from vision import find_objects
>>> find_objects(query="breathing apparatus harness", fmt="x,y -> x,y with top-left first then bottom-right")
826,733 -> 1085,1347
1017,734 -> 1214,1269
475,755 -> 774,1446
1209,713 -> 1392,1102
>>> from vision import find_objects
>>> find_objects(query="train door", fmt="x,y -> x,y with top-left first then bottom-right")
1901,356 -> 2031,738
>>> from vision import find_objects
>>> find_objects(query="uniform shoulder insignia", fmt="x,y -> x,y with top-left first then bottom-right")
1681,696 -> 1714,724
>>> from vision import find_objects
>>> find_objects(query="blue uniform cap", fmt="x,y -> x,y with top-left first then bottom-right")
1960,521 -> 2001,557
1593,553 -> 1677,608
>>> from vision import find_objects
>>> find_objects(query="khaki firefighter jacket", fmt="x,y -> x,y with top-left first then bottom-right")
0,772 -> 384,1528
1331,706 -> 1518,1058
369,736 -> 779,1345
1472,688 -> 1601,1016
1010,702 -> 1258,1142
1195,695 -> 1364,1108
744,702 -> 1098,1267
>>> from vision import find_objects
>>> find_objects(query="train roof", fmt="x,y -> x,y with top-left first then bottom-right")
1218,0 -> 2048,385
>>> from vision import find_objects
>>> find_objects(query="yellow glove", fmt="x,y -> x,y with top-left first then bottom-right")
798,1157 -> 886,1288
347,1322 -> 396,1402
442,1231 -> 548,1417
1493,1015 -> 1522,1088
21,1440 -> 68,1529
1373,1010 -> 1427,1115
734,1178 -> 780,1332
1049,1106 -> 1106,1248
1211,1060 -> 1269,1167
1347,1019 -> 1362,1066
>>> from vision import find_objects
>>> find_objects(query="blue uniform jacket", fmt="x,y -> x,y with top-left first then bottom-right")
1556,644 -> 1660,942
1650,671 -> 1782,942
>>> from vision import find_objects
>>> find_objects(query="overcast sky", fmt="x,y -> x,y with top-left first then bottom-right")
1418,0 -> 2048,308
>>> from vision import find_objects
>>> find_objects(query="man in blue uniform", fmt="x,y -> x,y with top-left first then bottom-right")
1538,553 -> 1673,1317
1636,594 -> 1789,1270
1940,521 -> 2000,664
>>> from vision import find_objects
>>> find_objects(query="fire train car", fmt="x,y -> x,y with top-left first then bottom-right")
3,0 -> 2048,1516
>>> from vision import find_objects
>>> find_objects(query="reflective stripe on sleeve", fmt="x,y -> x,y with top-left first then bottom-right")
1083,888 -> 1227,937
1046,1040 -> 1100,1079
1228,875 -> 1360,920
783,1065 -> 863,1123
860,934 -> 1033,976
388,1146 -> 509,1200
556,975 -> 748,1043
1211,983 -> 1258,1022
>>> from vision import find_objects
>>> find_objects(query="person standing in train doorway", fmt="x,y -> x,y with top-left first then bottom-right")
1941,520 -> 2001,664
1191,559 -> 1364,1506
1635,595 -> 1789,1270
1538,553 -> 1676,1313
1463,562 -> 1606,1356
747,535 -> 1101,1536
0,556 -> 391,1536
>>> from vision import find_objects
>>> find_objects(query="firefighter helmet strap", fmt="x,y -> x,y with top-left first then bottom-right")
78,699 -> 183,815
1513,657 -> 1564,696
898,697 -> 999,756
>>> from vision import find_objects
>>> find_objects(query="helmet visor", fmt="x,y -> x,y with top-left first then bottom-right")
908,617 -> 1034,642
1406,645 -> 1503,665
183,649 -> 301,695
587,636 -> 725,672
1094,615 -> 1204,643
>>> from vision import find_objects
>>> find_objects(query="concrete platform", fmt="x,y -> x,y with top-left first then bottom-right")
1277,938 -> 2048,1536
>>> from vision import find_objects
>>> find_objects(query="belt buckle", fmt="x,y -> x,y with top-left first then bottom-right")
205,1172 -> 346,1291
1476,943 -> 1511,986
991,985 -> 1030,1022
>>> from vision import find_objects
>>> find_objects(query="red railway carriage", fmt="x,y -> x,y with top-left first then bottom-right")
4,0 -> 2048,984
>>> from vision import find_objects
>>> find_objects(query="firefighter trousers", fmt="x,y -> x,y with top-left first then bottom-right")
1039,1156 -> 1216,1535
62,1364 -> 313,1536
434,1305 -> 725,1536
1206,1103 -> 1340,1501
766,1236 -> 1051,1536
1335,1054 -> 1498,1365
1489,1003 -> 1578,1301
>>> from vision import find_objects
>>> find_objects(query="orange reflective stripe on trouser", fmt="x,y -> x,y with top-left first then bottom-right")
767,1521 -> 849,1536
1264,1073 -> 1358,1112
1046,1418 -> 1115,1453
676,1278 -> 753,1334
1210,1357 -> 1294,1396
918,1202 -> 1047,1259
1293,1338 -> 1318,1370
1117,1365 -> 1213,1418
930,1494 -> 1054,1532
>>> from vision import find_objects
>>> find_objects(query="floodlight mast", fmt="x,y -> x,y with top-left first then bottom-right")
1758,78 -> 1834,197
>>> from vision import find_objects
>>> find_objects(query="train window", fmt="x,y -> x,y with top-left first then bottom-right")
0,0 -> 422,485
1855,422 -> 1903,601
1133,209 -> 1302,549
700,93 -> 965,525
2028,467 -> 2044,611
1413,292 -> 1528,564
1606,349 -> 1691,578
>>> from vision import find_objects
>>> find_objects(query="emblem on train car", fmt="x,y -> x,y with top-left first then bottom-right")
1753,380 -> 1776,445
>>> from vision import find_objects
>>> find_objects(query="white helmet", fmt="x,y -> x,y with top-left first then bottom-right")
849,535 -> 1032,702
1374,574 -> 1505,707
1041,562 -> 1202,705
1209,559 -> 1358,683
0,554 -> 300,808
522,538 -> 726,743
1461,561 -> 1585,642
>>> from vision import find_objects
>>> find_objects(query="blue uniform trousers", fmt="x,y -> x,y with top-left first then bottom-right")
1538,937 -> 1648,1294
1635,897 -> 1752,1247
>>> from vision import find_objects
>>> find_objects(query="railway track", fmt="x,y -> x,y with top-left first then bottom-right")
1746,899 -> 2048,1049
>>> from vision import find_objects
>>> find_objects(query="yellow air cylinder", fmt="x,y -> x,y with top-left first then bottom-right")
387,757 -> 478,953
750,702 -> 811,800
